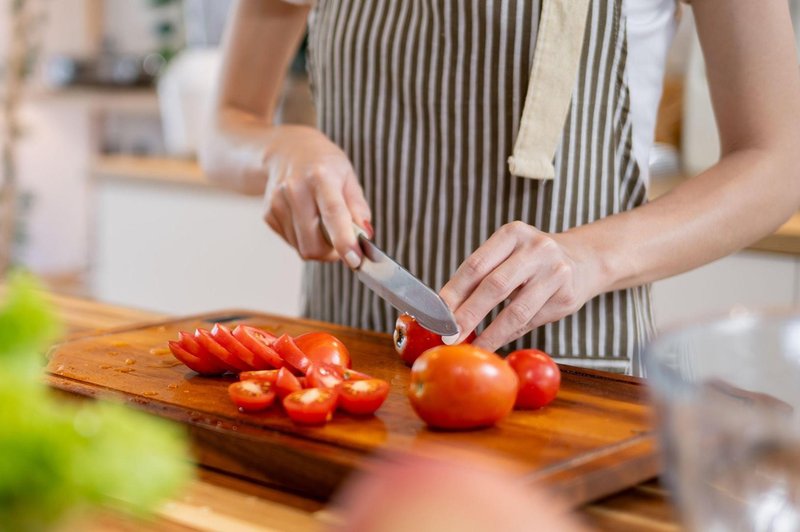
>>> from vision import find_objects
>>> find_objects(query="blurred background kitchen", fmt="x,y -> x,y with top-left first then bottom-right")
1,0 -> 799,327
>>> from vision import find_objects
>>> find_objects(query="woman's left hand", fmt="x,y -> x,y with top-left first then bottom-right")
439,221 -> 606,352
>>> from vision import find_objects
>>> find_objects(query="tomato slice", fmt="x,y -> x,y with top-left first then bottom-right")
239,369 -> 280,383
275,367 -> 302,399
228,380 -> 276,412
306,363 -> 345,390
338,378 -> 390,416
168,340 -> 226,376
298,376 -> 308,388
283,388 -> 337,425
211,323 -> 261,369
177,331 -> 227,374
294,332 -> 351,368
232,325 -> 284,369
341,368 -> 372,381
274,334 -> 311,375
195,328 -> 251,372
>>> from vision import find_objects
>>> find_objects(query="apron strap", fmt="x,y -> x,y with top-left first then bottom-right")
508,0 -> 591,180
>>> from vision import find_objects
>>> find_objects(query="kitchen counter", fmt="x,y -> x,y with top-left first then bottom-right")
41,290 -> 680,531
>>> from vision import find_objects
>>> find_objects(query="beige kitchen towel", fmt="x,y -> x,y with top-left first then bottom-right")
508,0 -> 591,180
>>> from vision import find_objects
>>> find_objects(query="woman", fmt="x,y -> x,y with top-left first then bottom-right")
202,0 -> 800,375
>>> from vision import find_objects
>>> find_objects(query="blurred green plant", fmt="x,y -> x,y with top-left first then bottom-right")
0,273 -> 192,531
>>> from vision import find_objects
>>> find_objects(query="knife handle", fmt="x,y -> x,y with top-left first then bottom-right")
319,220 -> 369,248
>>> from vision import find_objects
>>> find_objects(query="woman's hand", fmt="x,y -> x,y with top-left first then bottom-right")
262,125 -> 372,268
439,222 -> 607,352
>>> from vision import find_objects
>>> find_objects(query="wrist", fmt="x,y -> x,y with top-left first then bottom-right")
557,225 -> 629,298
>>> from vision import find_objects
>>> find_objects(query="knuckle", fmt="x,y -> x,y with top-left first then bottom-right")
462,254 -> 487,276
459,306 -> 482,328
486,271 -> 512,296
507,300 -> 533,327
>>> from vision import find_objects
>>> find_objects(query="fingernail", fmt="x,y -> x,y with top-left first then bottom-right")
344,250 -> 362,269
442,332 -> 461,345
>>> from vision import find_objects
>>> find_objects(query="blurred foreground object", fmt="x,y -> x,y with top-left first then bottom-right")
647,310 -> 800,531
331,450 -> 587,532
0,272 -> 192,531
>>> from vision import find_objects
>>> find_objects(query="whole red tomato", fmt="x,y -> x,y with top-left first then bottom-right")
506,349 -> 560,409
408,345 -> 518,430
294,332 -> 351,368
393,314 -> 476,366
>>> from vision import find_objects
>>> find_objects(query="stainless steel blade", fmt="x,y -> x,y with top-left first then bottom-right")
356,237 -> 459,336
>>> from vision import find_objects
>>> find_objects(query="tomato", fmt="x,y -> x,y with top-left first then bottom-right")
283,388 -> 338,425
342,368 -> 372,381
228,380 -> 276,412
274,334 -> 311,375
232,325 -> 284,369
294,332 -> 351,368
195,328 -> 250,372
393,314 -> 477,366
211,323 -> 260,369
339,379 -> 389,416
275,367 -> 302,399
239,369 -> 279,383
177,331 -> 227,374
168,340 -> 225,376
408,345 -> 518,430
506,349 -> 560,409
306,363 -> 345,390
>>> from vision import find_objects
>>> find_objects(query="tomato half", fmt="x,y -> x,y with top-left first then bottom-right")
339,379 -> 389,416
239,369 -> 279,384
506,349 -> 561,409
194,328 -> 250,372
294,332 -> 351,368
283,388 -> 338,425
274,334 -> 311,375
168,340 -> 225,376
306,363 -> 345,390
228,380 -> 276,412
393,314 -> 477,366
341,368 -> 373,381
211,323 -> 260,369
409,345 -> 518,430
232,325 -> 284,369
275,367 -> 302,399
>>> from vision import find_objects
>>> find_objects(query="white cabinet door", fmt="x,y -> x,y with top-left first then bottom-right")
92,179 -> 304,317
652,251 -> 797,331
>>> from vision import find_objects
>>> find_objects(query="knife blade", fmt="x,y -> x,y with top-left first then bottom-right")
321,222 -> 459,336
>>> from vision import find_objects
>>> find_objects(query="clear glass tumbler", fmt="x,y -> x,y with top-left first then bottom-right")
646,312 -> 800,532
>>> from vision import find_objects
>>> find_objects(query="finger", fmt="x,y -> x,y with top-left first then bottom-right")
283,179 -> 334,260
343,174 -> 372,234
315,176 -> 362,269
439,223 -> 523,315
266,192 -> 299,250
450,249 -> 536,344
472,274 -> 562,353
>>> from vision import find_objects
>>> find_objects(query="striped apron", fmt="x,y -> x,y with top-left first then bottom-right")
303,0 -> 656,375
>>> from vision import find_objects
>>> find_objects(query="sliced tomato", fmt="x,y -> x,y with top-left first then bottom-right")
195,328 -> 250,372
168,340 -> 226,376
233,325 -> 284,369
275,367 -> 302,399
298,376 -> 308,388
228,380 -> 276,412
338,378 -> 390,416
283,388 -> 338,425
177,331 -> 203,356
239,369 -> 279,383
294,332 -> 351,368
341,368 -> 372,381
274,334 -> 311,375
306,363 -> 345,390
211,323 -> 260,369
177,331 -> 227,374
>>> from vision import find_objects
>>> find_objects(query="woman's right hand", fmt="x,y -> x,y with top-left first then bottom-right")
262,125 -> 372,269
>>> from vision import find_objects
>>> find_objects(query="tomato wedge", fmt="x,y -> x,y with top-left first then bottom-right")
211,323 -> 260,369
341,368 -> 372,381
168,341 -> 226,376
274,334 -> 311,375
306,363 -> 345,390
228,380 -> 276,412
294,332 -> 351,368
195,328 -> 250,372
232,325 -> 284,369
283,388 -> 337,425
338,379 -> 390,416
275,367 -> 302,399
239,369 -> 279,383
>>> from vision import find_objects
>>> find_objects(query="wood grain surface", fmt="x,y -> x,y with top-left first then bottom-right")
46,310 -> 660,508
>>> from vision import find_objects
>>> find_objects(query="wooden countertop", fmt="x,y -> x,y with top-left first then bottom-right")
40,290 -> 680,531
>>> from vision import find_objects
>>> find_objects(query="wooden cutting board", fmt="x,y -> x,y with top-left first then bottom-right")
46,310 -> 660,507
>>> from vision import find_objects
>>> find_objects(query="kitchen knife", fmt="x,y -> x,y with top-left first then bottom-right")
321,222 -> 459,337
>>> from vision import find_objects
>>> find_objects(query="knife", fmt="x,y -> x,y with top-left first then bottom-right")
321,222 -> 459,337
